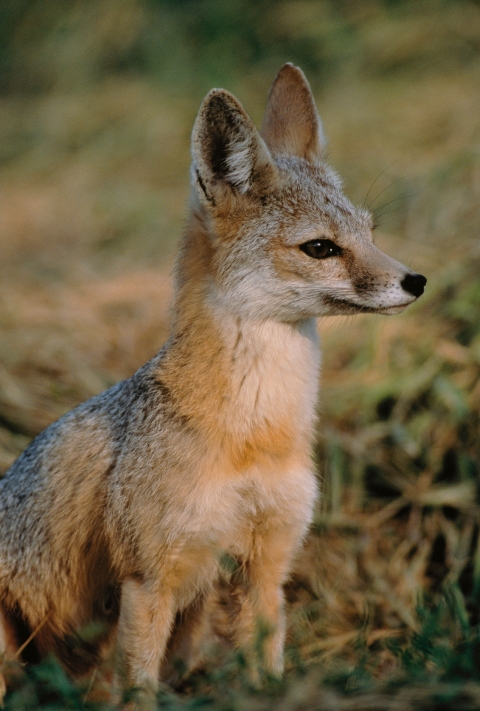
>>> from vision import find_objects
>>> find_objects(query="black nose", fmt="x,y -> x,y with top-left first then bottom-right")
401,272 -> 427,298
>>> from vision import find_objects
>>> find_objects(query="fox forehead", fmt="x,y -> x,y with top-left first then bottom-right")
237,157 -> 373,247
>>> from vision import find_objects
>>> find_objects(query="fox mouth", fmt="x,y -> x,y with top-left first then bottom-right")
375,302 -> 414,315
322,295 -> 415,315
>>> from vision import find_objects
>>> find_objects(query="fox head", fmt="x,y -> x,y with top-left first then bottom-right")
187,63 -> 426,322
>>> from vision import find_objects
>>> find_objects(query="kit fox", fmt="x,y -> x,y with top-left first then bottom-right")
0,63 -> 426,699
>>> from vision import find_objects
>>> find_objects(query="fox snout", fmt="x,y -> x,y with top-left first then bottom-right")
338,240 -> 427,316
401,272 -> 427,298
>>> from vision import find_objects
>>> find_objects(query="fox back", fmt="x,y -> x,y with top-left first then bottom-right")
0,64 -> 425,697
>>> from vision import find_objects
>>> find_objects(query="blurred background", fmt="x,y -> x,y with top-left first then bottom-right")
1,0 -> 480,704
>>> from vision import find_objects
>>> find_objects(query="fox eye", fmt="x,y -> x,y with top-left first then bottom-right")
299,239 -> 342,259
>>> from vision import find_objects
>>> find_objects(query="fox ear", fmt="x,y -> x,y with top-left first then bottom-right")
261,63 -> 325,161
192,89 -> 276,205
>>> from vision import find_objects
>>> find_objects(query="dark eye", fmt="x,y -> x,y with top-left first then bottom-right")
299,239 -> 342,259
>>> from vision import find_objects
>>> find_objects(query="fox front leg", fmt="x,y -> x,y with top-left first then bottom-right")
234,575 -> 286,680
233,523 -> 304,680
115,578 -> 176,705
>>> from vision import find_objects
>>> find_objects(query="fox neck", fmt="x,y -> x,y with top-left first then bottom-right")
160,212 -> 321,469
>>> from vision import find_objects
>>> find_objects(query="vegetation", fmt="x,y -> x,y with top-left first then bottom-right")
0,0 -> 479,707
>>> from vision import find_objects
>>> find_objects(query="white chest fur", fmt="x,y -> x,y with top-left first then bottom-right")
209,308 -> 321,440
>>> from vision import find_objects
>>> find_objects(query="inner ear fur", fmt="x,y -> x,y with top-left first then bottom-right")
260,63 -> 325,161
192,89 -> 276,206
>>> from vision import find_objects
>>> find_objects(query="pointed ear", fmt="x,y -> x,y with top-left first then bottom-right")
191,89 -> 276,206
260,63 -> 325,161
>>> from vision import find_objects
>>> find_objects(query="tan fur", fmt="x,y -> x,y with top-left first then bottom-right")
0,64 -> 425,700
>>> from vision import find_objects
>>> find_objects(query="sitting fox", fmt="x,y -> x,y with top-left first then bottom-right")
0,64 -> 426,699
